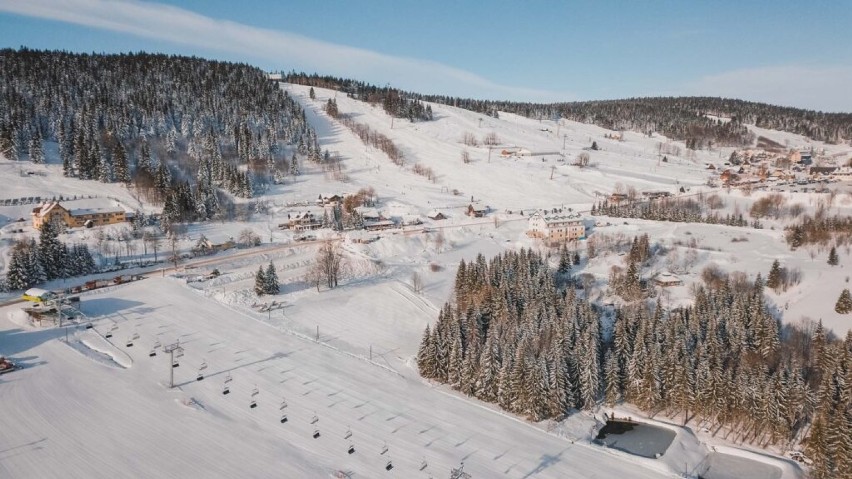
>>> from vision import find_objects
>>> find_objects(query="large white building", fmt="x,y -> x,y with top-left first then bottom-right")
527,211 -> 585,242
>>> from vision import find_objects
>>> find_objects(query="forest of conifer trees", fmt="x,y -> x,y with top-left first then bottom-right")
417,249 -> 852,478
0,48 -> 319,228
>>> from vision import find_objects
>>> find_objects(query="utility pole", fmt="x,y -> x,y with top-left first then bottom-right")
550,165 -> 556,180
563,134 -> 568,150
164,340 -> 184,388
488,146 -> 493,163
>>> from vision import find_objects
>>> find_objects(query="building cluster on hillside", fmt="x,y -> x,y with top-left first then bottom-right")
31,201 -> 129,230
281,192 -> 453,234
711,147 -> 851,189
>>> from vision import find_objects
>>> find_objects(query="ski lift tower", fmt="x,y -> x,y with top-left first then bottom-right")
164,340 -> 184,388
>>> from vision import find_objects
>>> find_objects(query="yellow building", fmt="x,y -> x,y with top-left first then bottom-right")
32,202 -> 127,229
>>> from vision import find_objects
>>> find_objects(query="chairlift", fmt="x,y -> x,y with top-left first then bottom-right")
279,399 -> 288,410
105,331 -> 113,338
347,444 -> 355,455
310,414 -> 319,425
380,443 -> 388,455
153,340 -> 161,349
85,323 -> 93,329
251,386 -> 259,397
250,400 -> 257,409
344,427 -> 352,439
149,349 -> 157,357
225,373 -> 232,383
172,360 -> 180,368
280,414 -> 288,423
132,333 -> 140,340
196,373 -> 204,381
313,429 -> 320,439
419,459 -> 428,471
199,361 -> 207,371
126,338 -> 134,347
385,460 -> 393,471
222,386 -> 230,395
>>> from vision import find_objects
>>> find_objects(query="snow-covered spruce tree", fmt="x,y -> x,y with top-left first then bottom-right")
29,129 -> 44,164
417,324 -> 437,379
38,219 -> 66,281
253,266 -> 267,296
264,262 -> 279,294
836,289 -> 852,314
766,259 -> 782,290
5,243 -> 31,290
828,246 -> 839,266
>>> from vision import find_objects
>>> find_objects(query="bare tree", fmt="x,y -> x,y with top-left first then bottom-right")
315,240 -> 345,289
411,271 -> 423,294
461,150 -> 471,164
461,132 -> 478,147
434,230 -> 445,252
483,132 -> 500,146
169,232 -> 180,269
150,234 -> 161,263
576,152 -> 590,167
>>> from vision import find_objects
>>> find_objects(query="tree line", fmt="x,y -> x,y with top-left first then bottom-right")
285,72 -> 433,122
417,249 -> 851,477
592,197 -> 753,227
3,220 -> 96,291
283,72 -> 852,146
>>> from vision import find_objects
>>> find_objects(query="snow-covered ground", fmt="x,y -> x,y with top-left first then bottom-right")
2,81 -> 848,478
1,278 -> 676,478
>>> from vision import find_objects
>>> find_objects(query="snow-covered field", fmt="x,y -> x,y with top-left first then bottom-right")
4,81 -> 851,478
2,278 -> 679,478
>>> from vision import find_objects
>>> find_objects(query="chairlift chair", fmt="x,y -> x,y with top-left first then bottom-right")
313,429 -> 320,439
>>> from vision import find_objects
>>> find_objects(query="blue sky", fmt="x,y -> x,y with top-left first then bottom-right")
0,0 -> 850,111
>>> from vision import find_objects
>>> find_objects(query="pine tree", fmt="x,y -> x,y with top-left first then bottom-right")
254,266 -> 267,296
6,244 -> 30,290
264,262 -> 279,294
604,349 -> 621,406
829,246 -> 839,266
39,219 -> 65,280
836,289 -> 852,314
766,259 -> 782,290
417,324 -> 437,378
309,87 -> 315,100
113,141 -> 129,183
29,129 -> 44,164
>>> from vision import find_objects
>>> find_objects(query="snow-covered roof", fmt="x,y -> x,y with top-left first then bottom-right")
24,288 -> 51,298
426,209 -> 445,219
532,210 -> 583,225
69,207 -> 125,216
355,207 -> 381,218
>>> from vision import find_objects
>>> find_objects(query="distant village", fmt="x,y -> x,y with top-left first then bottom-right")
707,144 -> 852,190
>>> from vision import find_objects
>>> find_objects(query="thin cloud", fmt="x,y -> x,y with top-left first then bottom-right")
686,65 -> 852,113
0,0 -> 571,102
